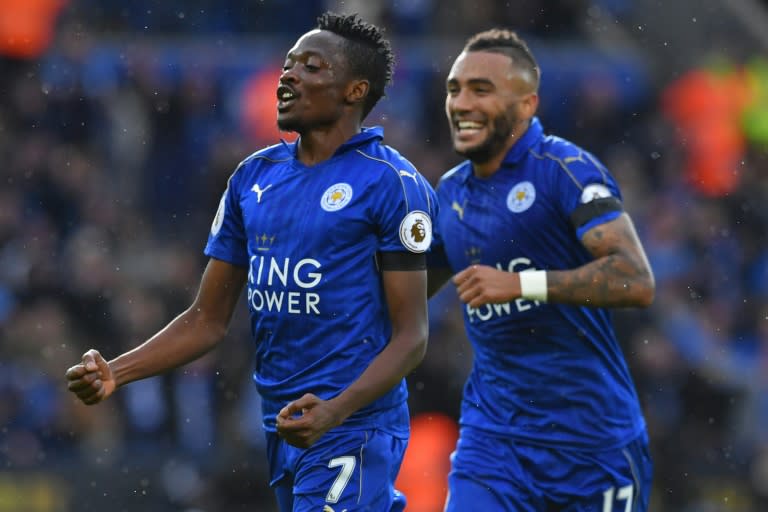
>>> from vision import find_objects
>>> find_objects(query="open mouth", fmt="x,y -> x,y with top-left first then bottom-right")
276,84 -> 298,111
453,120 -> 485,139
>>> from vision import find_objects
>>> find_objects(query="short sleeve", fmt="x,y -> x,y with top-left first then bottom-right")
556,150 -> 624,240
204,171 -> 249,267
427,180 -> 449,268
373,164 -> 438,255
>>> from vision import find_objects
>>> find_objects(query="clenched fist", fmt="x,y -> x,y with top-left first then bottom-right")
65,349 -> 116,405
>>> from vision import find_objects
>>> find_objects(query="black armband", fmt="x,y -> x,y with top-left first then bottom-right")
378,251 -> 427,271
569,197 -> 623,229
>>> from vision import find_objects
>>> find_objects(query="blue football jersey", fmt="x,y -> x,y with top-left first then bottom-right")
432,117 -> 646,449
205,127 -> 437,434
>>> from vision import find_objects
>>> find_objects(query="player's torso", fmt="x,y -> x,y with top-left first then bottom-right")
435,155 -> 630,402
439,166 -> 554,270
435,154 -> 645,447
237,155 -> 384,321
437,159 -> 584,328
232,144 -> 432,429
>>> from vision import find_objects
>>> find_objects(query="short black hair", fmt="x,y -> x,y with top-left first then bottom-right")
316,11 -> 395,119
463,29 -> 540,89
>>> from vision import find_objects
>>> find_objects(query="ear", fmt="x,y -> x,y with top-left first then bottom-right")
344,79 -> 370,107
520,92 -> 539,120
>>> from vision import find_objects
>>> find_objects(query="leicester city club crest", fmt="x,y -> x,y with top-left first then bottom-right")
321,183 -> 353,212
507,181 -> 536,213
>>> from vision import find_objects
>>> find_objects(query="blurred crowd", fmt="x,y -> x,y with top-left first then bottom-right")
2,1 -> 768,511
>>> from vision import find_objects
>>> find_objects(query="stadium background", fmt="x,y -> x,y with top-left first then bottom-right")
2,0 -> 768,510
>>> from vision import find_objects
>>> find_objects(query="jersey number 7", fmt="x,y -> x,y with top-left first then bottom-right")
326,455 -> 356,504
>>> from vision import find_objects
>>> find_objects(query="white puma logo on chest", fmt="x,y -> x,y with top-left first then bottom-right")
251,183 -> 273,203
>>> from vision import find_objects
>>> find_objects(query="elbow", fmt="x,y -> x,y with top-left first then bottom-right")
635,289 -> 655,308
197,323 -> 228,354
413,334 -> 428,366
410,329 -> 429,367
617,257 -> 655,308
206,313 -> 233,345
633,271 -> 656,308
210,323 -> 230,344
186,308 -> 229,348
403,326 -> 429,371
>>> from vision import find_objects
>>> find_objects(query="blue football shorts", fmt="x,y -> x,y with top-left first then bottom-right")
444,426 -> 653,512
266,428 -> 408,512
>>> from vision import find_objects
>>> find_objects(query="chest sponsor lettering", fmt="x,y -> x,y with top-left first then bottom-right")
466,257 -> 543,323
247,255 -> 323,314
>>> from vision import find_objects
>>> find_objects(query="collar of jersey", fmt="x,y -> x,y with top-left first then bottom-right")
279,126 -> 384,163
500,116 -> 543,167
459,117 -> 543,184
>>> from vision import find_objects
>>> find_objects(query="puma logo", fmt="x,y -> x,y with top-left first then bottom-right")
451,200 -> 466,220
399,169 -> 418,183
322,506 -> 347,512
251,183 -> 273,203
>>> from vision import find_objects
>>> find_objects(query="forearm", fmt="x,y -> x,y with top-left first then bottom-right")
544,254 -> 654,308
110,307 -> 227,387
329,332 -> 427,424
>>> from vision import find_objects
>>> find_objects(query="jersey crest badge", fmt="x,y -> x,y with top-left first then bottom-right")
399,210 -> 432,253
507,181 -> 536,213
321,183 -> 353,212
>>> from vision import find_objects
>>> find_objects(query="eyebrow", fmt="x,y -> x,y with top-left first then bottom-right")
285,50 -> 324,61
446,77 -> 495,87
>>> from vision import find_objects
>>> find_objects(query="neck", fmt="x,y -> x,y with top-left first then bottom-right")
296,118 -> 362,166
472,118 -> 531,178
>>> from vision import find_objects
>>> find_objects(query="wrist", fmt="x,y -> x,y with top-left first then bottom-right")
327,395 -> 354,427
109,357 -> 132,389
102,377 -> 117,398
519,270 -> 548,302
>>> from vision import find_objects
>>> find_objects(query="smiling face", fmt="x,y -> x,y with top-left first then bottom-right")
276,29 -> 352,134
445,50 -> 538,166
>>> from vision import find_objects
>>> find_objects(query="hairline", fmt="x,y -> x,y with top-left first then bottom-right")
459,48 -> 540,91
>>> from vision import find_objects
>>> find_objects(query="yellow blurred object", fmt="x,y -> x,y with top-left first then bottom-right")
742,56 -> 768,147
0,473 -> 69,512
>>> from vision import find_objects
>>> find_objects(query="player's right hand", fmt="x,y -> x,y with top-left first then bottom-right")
65,349 -> 116,405
453,264 -> 519,307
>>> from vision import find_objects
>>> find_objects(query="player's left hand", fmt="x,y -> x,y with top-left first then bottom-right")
276,393 -> 341,449
453,264 -> 519,307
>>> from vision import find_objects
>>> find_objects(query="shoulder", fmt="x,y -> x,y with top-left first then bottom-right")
245,143 -> 293,168
354,143 -> 427,184
228,144 -> 292,187
355,142 -> 412,171
437,161 -> 471,188
529,135 -> 613,187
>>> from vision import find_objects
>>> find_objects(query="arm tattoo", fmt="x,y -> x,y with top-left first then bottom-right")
546,214 -> 655,308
